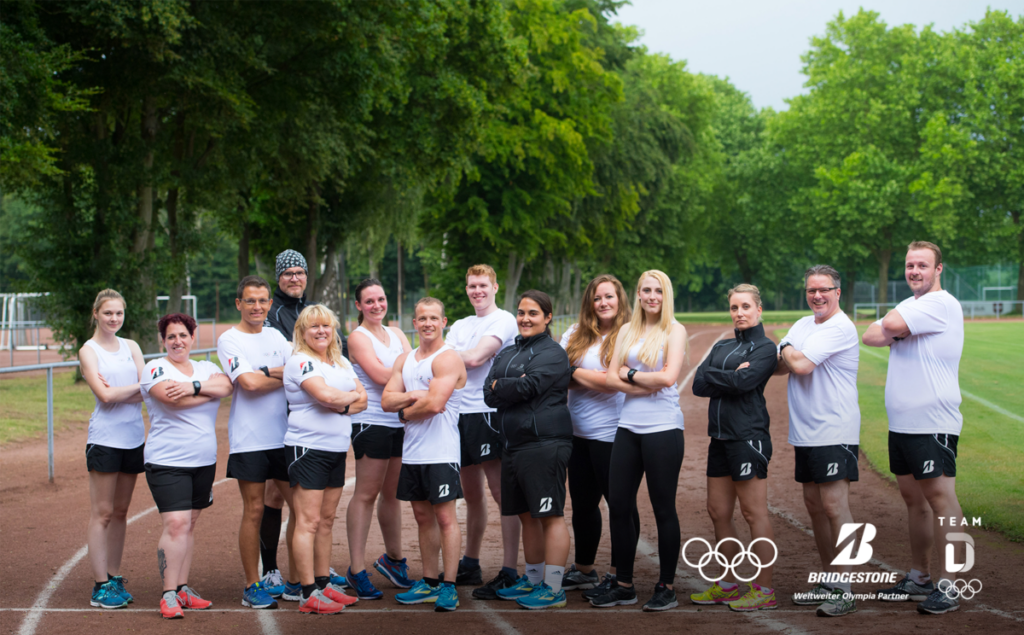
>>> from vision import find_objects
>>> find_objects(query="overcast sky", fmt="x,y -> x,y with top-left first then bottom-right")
614,0 -> 1023,111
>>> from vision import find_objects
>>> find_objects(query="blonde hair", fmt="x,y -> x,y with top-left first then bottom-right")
727,283 -> 762,307
293,305 -> 350,369
566,275 -> 631,368
617,270 -> 676,368
466,264 -> 497,285
907,240 -> 943,267
91,289 -> 126,329
415,296 -> 445,315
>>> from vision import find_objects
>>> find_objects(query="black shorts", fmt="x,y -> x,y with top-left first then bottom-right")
706,437 -> 772,481
145,463 -> 217,513
87,443 -> 145,474
459,413 -> 503,466
501,441 -> 572,518
396,463 -> 462,505
227,447 -> 289,483
352,423 -> 404,460
888,432 -> 958,479
794,444 -> 859,484
286,446 -> 347,490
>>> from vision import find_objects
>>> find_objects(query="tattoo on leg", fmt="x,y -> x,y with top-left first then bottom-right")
157,548 -> 167,584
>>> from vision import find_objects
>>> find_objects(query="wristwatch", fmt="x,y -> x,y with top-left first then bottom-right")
341,405 -> 349,415
779,342 -> 792,352
399,408 -> 408,423
259,366 -> 270,377
192,380 -> 202,396
569,365 -> 578,377
627,368 -> 638,384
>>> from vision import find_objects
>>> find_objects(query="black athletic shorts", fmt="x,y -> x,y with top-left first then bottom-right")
227,447 -> 289,483
794,444 -> 859,484
286,446 -> 347,490
145,463 -> 217,513
501,441 -> 572,518
352,423 -> 404,460
459,413 -> 503,466
396,463 -> 462,505
888,432 -> 958,479
706,437 -> 772,481
87,442 -> 145,474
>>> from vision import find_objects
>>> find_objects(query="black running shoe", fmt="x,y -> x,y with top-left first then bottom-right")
582,573 -> 616,602
590,582 -> 638,608
455,562 -> 483,586
916,588 -> 959,615
472,570 -> 518,600
562,565 -> 599,591
642,583 -> 678,612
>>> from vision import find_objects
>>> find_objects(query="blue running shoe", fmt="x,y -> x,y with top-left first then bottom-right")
434,584 -> 459,612
281,581 -> 302,602
242,582 -> 279,609
375,553 -> 415,589
329,567 -> 350,589
260,569 -> 285,598
348,567 -> 383,600
496,576 -> 535,601
395,579 -> 440,605
108,576 -> 133,603
516,583 -> 567,610
90,581 -> 127,609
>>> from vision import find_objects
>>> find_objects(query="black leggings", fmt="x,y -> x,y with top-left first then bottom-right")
568,436 -> 640,569
608,427 -> 685,585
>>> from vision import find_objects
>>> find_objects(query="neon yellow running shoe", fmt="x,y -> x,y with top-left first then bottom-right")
728,584 -> 778,611
690,582 -> 746,605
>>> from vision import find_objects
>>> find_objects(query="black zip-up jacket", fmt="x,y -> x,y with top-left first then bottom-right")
265,287 -> 348,359
483,332 -> 572,451
692,322 -> 777,441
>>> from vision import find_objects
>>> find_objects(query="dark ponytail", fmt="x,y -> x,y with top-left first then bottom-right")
517,289 -> 554,337
354,278 -> 384,325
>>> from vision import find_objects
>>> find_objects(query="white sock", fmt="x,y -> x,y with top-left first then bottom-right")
525,561 -> 545,585
719,579 -> 737,590
835,582 -> 852,594
544,565 -> 565,593
909,569 -> 930,585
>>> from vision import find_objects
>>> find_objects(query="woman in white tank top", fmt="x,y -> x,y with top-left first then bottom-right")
77,289 -> 146,608
345,279 -> 414,592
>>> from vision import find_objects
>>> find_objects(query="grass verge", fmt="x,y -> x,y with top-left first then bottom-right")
677,310 -> 813,324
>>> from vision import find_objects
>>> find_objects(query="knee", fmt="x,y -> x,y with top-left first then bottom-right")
93,504 -> 115,527
412,508 -> 433,526
164,517 -> 191,540
707,503 -> 730,525
819,496 -> 845,520
487,481 -> 502,505
463,485 -> 485,505
243,502 -> 265,525
436,512 -> 458,533
652,504 -> 677,524
739,505 -> 768,527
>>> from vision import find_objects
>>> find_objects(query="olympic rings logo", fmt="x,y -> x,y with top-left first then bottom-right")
938,578 -> 982,601
682,537 -> 779,583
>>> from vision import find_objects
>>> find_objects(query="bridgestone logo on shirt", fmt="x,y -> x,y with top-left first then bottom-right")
150,366 -> 164,379
301,361 -> 314,375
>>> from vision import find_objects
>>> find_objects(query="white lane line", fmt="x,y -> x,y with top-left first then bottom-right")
3,606 -> 1017,615
18,477 -> 232,635
677,331 -> 729,394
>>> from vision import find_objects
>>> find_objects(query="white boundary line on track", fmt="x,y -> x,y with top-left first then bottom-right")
4,606 -> 1020,615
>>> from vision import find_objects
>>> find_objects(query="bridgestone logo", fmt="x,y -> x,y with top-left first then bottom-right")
480,443 -> 490,456
826,462 -> 839,477
539,497 -> 552,513
831,523 -> 876,565
923,460 -> 935,474
739,462 -> 751,477
439,484 -> 449,497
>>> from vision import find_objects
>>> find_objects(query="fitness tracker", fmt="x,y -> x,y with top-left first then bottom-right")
399,408 -> 408,423
259,366 -> 270,377
627,368 -> 638,384
192,380 -> 202,396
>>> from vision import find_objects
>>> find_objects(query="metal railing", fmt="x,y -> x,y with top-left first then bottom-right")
854,301 -> 1024,321
0,347 -> 218,483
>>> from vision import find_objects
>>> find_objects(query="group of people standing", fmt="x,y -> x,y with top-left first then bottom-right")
79,240 -> 968,619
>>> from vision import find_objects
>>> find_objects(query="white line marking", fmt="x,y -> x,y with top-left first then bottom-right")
677,330 -> 729,394
2,606 -> 1018,615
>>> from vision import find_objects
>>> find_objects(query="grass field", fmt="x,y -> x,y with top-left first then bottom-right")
677,310 -> 813,324
777,322 -> 1024,541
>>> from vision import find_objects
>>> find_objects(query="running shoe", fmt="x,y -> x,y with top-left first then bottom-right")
396,579 -> 441,605
473,569 -> 519,600
728,584 -> 777,611
90,582 -> 128,609
690,581 -> 745,605
299,588 -> 345,615
643,583 -> 678,612
496,576 -> 535,601
329,567 -> 350,589
323,583 -> 359,606
375,553 -> 415,589
455,560 -> 483,586
561,565 -> 599,590
917,588 -> 959,615
435,584 -> 459,612
109,575 -> 133,603
347,567 -> 383,600
581,573 -> 616,602
242,581 -> 279,609
261,569 -> 286,598
589,582 -> 638,608
816,589 -> 857,617
177,585 -> 213,610
792,582 -> 833,605
281,581 -> 302,602
160,592 -> 184,619
516,583 -> 567,610
877,575 -> 934,602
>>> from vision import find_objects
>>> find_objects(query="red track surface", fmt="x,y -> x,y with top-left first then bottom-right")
2,324 -> 1022,634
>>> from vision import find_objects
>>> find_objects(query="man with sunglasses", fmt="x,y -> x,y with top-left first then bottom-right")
775,265 -> 861,618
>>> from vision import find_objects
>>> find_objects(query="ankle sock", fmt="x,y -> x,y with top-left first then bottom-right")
543,565 -> 564,593
93,582 -> 103,593
460,556 -> 480,569
301,583 -> 317,599
719,580 -> 737,590
314,576 -> 330,590
525,561 -> 545,585
175,584 -> 186,593
425,577 -> 441,587
501,566 -> 518,579
909,569 -> 931,585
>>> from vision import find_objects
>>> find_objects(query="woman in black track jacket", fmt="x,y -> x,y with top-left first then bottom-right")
483,290 -> 573,609
690,284 -> 780,611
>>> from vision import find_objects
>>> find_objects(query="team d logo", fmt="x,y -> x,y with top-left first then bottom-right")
538,497 -> 552,513
831,523 -> 876,566
150,366 -> 164,379
301,361 -> 314,375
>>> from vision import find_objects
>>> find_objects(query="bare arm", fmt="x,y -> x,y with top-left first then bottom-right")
618,324 -> 687,390
236,370 -> 284,394
402,350 -> 466,421
569,367 -> 615,394
381,353 -> 417,412
863,311 -> 909,347
79,345 -> 142,404
149,380 -> 217,408
348,330 -> 398,386
780,346 -> 816,376
606,327 -> 659,396
458,335 -> 503,369
300,375 -> 365,413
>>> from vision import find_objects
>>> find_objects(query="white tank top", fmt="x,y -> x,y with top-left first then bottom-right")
401,345 -> 463,465
351,325 -> 405,428
618,329 -> 684,435
84,338 -> 145,448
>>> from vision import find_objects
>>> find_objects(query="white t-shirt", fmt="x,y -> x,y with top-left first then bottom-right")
619,328 -> 685,435
884,290 -> 964,435
781,313 -> 861,446
559,324 -> 623,442
401,345 -> 464,464
445,308 -> 518,414
351,325 -> 405,428
84,338 -> 145,449
283,352 -> 356,452
217,327 -> 291,454
141,358 -> 224,467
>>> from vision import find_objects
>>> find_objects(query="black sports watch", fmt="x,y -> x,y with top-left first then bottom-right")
399,408 -> 408,423
627,368 -> 638,384
779,342 -> 792,352
341,405 -> 349,415
259,366 -> 270,377
192,380 -> 202,396
569,365 -> 579,377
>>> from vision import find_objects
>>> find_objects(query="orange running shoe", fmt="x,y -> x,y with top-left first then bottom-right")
323,584 -> 359,606
299,588 -> 345,615
160,592 -> 184,619
177,585 -> 213,610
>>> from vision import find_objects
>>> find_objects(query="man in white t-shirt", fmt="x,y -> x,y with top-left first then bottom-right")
863,241 -> 966,616
216,276 -> 293,610
776,265 -> 861,617
443,264 -> 522,597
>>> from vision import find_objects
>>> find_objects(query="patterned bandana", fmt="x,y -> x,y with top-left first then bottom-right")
275,249 -> 308,279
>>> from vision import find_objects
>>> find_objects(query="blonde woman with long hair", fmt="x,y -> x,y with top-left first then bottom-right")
592,270 -> 687,612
